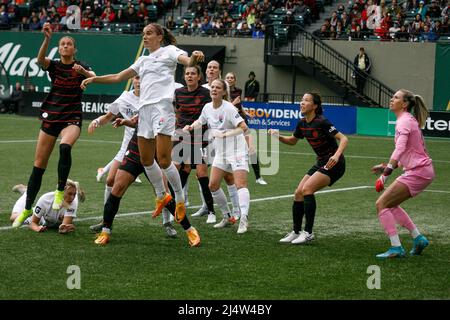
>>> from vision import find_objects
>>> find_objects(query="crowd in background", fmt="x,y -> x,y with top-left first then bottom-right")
314,0 -> 450,42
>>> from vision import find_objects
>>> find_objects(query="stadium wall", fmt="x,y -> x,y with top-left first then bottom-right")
323,40 -> 436,109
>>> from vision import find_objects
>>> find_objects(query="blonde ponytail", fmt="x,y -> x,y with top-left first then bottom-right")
399,89 -> 429,128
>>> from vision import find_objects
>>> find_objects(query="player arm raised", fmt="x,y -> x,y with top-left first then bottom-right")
178,50 -> 205,67
37,22 -> 52,70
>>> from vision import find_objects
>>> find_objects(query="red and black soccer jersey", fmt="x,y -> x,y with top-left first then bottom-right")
293,115 -> 341,163
229,86 -> 247,121
123,128 -> 140,165
174,85 -> 211,146
40,60 -> 92,123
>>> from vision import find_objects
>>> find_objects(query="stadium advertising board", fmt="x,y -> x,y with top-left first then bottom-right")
20,91 -> 118,119
422,112 -> 450,138
0,31 -> 141,95
243,102 -> 357,134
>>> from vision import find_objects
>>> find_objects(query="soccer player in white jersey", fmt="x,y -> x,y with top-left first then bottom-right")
184,79 -> 251,234
88,76 -> 140,204
10,180 -> 85,234
81,23 -> 204,224
195,60 -> 241,220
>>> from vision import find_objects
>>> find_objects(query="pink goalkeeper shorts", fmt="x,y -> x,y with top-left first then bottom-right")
396,164 -> 435,197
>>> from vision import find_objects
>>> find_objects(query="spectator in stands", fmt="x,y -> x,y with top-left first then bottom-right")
420,24 -> 438,41
244,71 -> 260,102
442,15 -> 449,33
313,24 -> 330,38
336,20 -> 345,38
416,1 -> 427,20
180,19 -> 191,35
0,4 -> 11,29
29,15 -> 41,30
19,16 -> 30,31
116,8 -> 126,23
330,10 -> 339,28
294,0 -> 309,16
282,10 -> 296,39
238,21 -> 252,37
57,0 -> 67,18
227,21 -> 238,37
201,16 -> 212,35
341,11 -> 351,30
395,24 -> 410,41
165,15 -> 175,30
353,47 -> 371,95
137,2 -> 148,22
101,7 -> 115,23
442,1 -> 450,17
81,12 -> 92,29
428,0 -> 441,18
124,5 -> 139,24
191,18 -> 201,36
188,0 -> 204,18
389,21 -> 401,39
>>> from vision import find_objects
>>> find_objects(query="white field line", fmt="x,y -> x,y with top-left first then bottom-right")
0,185 -> 371,231
1,138 -> 449,164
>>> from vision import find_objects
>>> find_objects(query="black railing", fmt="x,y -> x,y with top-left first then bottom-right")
265,24 -> 395,108
254,93 -> 346,105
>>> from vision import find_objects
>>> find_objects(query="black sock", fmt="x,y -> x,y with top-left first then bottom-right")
25,166 -> 46,210
251,155 -> 261,179
103,194 -> 122,229
304,194 -> 316,234
292,201 -> 304,233
198,176 -> 215,214
165,199 -> 175,215
179,168 -> 190,188
167,182 -> 175,199
57,143 -> 72,191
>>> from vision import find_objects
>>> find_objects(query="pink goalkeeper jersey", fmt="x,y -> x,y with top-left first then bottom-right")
391,111 -> 432,171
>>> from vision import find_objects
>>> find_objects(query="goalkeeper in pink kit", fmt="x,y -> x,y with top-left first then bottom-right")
372,89 -> 434,259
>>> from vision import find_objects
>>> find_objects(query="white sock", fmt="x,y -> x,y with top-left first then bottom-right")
227,184 -> 241,215
389,234 -> 402,247
162,208 -> 171,225
144,162 -> 166,198
411,228 -> 420,239
211,188 -> 231,218
237,188 -> 250,217
198,180 -> 207,209
162,163 -> 184,203
104,186 -> 112,205
103,159 -> 114,175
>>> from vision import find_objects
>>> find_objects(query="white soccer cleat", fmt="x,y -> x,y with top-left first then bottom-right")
164,222 -> 177,238
134,176 -> 143,184
206,213 -> 217,224
12,184 -> 27,195
279,231 -> 300,243
291,231 -> 315,244
191,207 -> 209,217
213,218 -> 230,229
255,178 -> 268,185
237,215 -> 248,234
96,167 -> 104,182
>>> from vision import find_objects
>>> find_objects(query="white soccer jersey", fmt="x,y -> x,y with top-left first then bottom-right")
108,90 -> 139,148
198,100 -> 247,158
33,192 -> 78,228
130,45 -> 187,109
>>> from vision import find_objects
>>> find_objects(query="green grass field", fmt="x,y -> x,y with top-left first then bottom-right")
0,114 -> 449,300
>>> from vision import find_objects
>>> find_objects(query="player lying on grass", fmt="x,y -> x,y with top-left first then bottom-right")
10,179 -> 85,234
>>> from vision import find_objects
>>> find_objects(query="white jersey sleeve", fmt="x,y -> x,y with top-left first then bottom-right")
129,56 -> 144,77
166,45 -> 187,63
225,101 -> 245,128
